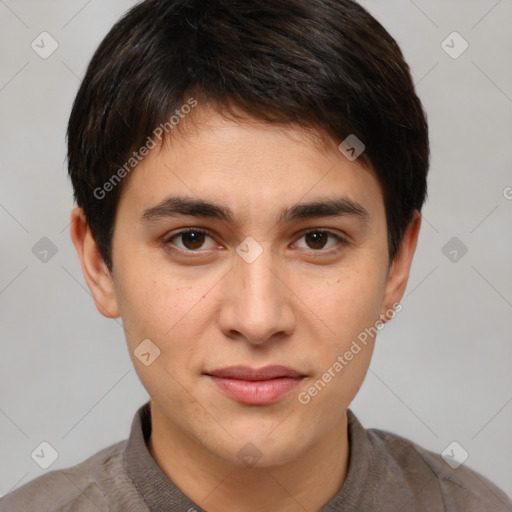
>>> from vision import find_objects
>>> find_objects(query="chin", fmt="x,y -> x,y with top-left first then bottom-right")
209,426 -> 309,469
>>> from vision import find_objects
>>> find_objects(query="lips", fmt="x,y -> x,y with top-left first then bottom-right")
207,365 -> 304,380
205,365 -> 305,405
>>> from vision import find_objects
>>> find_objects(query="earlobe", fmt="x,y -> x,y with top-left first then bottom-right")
69,206 -> 120,319
381,211 -> 422,320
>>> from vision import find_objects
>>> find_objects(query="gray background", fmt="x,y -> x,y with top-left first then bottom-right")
1,0 -> 511,501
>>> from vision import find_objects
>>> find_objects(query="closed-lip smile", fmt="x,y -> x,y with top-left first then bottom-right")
205,365 -> 306,405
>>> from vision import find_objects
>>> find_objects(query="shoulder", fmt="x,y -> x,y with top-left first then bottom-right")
367,425 -> 512,511
0,439 -> 141,512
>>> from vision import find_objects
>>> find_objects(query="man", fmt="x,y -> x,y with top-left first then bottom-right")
1,0 -> 511,510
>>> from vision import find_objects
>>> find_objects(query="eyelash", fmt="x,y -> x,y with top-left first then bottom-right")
161,227 -> 349,257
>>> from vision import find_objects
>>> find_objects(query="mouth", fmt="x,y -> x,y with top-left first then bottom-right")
204,365 -> 306,405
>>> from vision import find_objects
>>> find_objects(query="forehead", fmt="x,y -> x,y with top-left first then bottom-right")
115,103 -> 384,225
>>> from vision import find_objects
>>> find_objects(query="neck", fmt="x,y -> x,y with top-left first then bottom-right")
148,403 -> 349,512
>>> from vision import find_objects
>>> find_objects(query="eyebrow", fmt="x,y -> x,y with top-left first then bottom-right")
140,195 -> 370,225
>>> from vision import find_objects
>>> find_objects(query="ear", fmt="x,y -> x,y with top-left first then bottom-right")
69,206 -> 120,318
380,210 -> 422,322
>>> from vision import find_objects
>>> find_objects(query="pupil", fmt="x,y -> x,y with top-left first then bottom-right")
183,231 -> 204,249
307,232 -> 327,250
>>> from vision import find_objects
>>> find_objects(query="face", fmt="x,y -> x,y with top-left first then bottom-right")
72,103 -> 419,468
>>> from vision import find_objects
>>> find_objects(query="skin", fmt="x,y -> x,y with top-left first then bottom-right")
70,103 -> 421,512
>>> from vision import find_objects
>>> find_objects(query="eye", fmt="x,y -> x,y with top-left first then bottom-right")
162,227 -> 349,257
162,228 -> 217,253
294,230 -> 348,252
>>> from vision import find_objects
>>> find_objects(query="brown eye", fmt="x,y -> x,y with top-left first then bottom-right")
179,231 -> 207,250
295,230 -> 347,252
163,228 -> 215,252
304,231 -> 329,250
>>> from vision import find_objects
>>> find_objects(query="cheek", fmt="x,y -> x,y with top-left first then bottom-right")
293,255 -> 386,396
296,262 -> 386,344
115,266 -> 206,404
114,259 -> 223,378
295,271 -> 384,433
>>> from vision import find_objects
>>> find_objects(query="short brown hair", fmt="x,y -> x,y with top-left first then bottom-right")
67,0 -> 429,271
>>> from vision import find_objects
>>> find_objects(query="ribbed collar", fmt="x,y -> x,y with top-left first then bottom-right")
123,401 -> 375,512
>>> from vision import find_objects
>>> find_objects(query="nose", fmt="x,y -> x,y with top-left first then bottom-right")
217,243 -> 296,346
